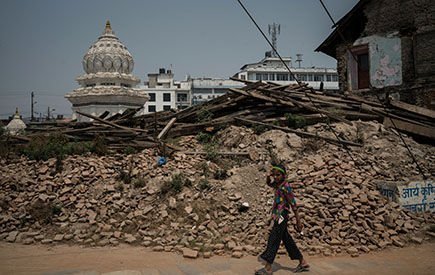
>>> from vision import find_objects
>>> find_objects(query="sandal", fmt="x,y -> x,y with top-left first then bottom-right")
254,267 -> 273,275
294,264 -> 310,273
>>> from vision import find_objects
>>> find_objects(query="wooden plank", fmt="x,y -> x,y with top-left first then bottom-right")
76,111 -> 146,133
236,117 -> 362,147
250,87 -> 353,125
383,117 -> 435,140
347,95 -> 384,107
230,88 -> 295,107
389,99 -> 435,119
157,117 -> 177,139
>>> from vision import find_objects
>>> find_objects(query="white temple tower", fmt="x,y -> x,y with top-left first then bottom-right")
65,21 -> 148,122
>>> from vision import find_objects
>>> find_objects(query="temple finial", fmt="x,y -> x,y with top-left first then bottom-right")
104,20 -> 113,34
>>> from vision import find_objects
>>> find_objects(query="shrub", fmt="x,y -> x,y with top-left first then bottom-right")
118,169 -> 132,185
28,200 -> 61,224
21,133 -> 69,161
204,143 -> 218,162
161,173 -> 191,194
123,146 -> 137,155
132,177 -> 146,188
253,124 -> 268,134
91,134 -> 108,156
285,114 -> 306,129
20,133 -> 105,161
213,169 -> 228,180
196,132 -> 213,144
197,108 -> 213,122
198,162 -> 210,178
198,178 -> 211,190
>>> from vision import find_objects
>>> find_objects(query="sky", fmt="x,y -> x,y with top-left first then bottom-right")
0,0 -> 358,119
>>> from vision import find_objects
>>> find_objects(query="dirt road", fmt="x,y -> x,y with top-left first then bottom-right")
0,242 -> 434,275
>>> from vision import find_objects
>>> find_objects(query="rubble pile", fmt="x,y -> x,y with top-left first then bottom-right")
0,121 -> 434,259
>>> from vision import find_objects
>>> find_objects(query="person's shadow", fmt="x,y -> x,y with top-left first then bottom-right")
255,262 -> 297,274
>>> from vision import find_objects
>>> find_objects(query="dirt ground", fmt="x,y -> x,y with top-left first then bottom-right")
0,241 -> 434,275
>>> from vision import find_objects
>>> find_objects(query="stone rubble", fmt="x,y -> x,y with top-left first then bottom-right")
0,121 -> 434,259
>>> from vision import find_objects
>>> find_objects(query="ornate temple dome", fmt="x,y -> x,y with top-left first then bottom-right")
65,21 -> 148,122
82,21 -> 134,74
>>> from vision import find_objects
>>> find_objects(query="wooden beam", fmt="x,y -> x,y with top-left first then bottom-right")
76,111 -> 145,133
389,99 -> 435,119
252,87 -> 353,125
157,117 -> 177,139
236,117 -> 362,147
383,117 -> 435,140
230,88 -> 295,107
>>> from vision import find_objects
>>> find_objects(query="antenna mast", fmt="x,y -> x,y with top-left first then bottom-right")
296,54 -> 303,68
268,23 -> 280,57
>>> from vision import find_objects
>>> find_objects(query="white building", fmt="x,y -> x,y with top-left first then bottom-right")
65,21 -> 149,122
141,70 -> 244,113
142,68 -> 191,113
234,53 -> 339,91
191,78 -> 244,105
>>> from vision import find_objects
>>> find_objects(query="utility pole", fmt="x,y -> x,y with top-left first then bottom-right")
31,91 -> 35,122
47,106 -> 50,121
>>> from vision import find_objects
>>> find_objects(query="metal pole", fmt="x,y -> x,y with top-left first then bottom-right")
31,91 -> 34,122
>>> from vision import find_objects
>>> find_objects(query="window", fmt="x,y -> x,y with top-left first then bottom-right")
256,74 -> 262,81
298,74 -> 307,81
163,93 -> 171,102
193,89 -> 209,94
177,93 -> 187,102
332,75 -> 339,82
148,105 -> 156,112
326,75 -> 332,82
121,83 -> 131,88
163,105 -> 171,111
241,75 -> 246,80
262,74 -> 269,81
269,74 -> 275,81
148,93 -> 156,102
307,74 -> 314,81
314,75 -> 324,82
277,73 -> 288,81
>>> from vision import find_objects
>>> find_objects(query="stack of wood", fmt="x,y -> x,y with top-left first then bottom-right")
20,79 -> 435,151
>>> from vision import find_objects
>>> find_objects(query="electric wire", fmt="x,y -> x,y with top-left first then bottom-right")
236,0 -> 356,162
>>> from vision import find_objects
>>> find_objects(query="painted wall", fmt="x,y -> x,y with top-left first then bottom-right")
378,180 -> 435,212
354,35 -> 402,88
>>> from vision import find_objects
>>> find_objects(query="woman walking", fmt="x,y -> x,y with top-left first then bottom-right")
256,164 -> 309,274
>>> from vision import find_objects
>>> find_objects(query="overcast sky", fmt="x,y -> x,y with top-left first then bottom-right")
0,0 -> 358,118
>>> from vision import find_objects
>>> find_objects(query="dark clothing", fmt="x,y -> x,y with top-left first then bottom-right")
260,218 -> 303,264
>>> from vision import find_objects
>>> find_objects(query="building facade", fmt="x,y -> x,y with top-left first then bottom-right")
233,54 -> 339,91
65,21 -> 148,121
316,0 -> 435,108
191,78 -> 244,105
141,68 -> 191,113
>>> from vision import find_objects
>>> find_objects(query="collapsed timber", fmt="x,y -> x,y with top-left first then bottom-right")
10,79 -> 435,154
